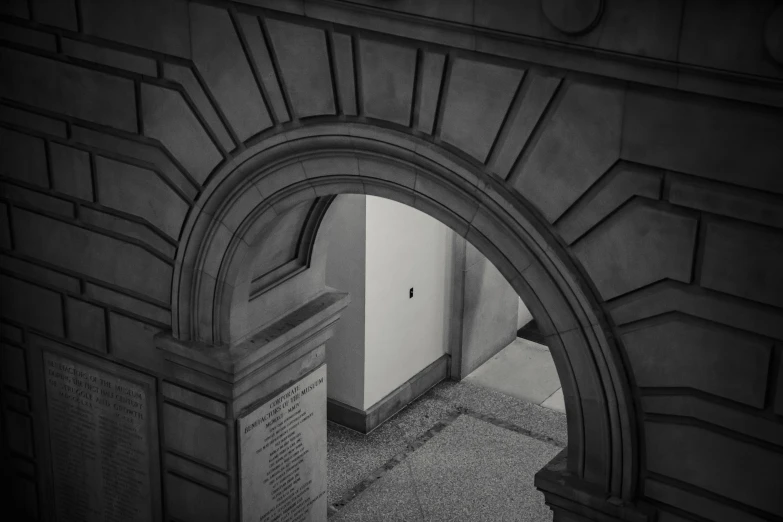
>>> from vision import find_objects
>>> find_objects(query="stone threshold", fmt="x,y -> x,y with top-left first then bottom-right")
327,354 -> 450,434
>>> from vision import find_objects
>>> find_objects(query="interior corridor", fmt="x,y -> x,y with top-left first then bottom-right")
326,338 -> 565,521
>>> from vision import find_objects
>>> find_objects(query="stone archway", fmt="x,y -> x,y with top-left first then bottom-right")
171,124 -> 644,520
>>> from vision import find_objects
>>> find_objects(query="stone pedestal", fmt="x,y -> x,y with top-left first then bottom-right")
535,449 -> 655,522
155,290 -> 349,522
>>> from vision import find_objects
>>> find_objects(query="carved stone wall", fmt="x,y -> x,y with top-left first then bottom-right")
1,1 -> 782,521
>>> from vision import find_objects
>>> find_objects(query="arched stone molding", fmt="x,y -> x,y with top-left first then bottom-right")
173,123 -> 645,513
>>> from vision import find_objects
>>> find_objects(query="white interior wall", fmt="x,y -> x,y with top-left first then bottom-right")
324,195 -> 367,410
363,196 -> 454,409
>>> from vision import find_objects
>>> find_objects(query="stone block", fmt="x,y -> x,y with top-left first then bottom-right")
301,156 -> 359,179
0,104 -> 67,137
12,208 -> 172,303
622,87 -> 783,195
356,157 -> 416,188
679,0 -> 782,79
414,174 -> 478,226
84,283 -> 170,326
30,0 -> 78,30
163,63 -> 235,152
50,143 -> 93,200
331,32 -> 357,116
0,0 -> 29,17
80,207 -> 176,260
0,48 -> 137,132
488,70 -> 561,179
0,274 -> 64,336
513,79 -> 624,223
94,155 -> 189,240
81,0 -> 190,57
0,182 -> 74,217
163,403 -> 228,469
165,473 -> 229,522
607,281 -> 783,342
667,173 -> 783,230
237,13 -> 291,123
70,125 -> 198,202
0,203 -> 9,249
556,161 -> 662,245
700,219 -> 783,308
0,127 -> 48,187
414,51 -> 445,135
109,312 -> 162,368
166,453 -> 229,491
162,382 -> 226,418
0,254 -> 80,293
265,19 -> 335,118
61,38 -> 157,76
1,343 -> 27,391
645,478 -> 769,522
596,0 -> 681,61
622,317 -> 771,407
141,83 -> 222,185
641,395 -> 783,448
4,410 -> 34,457
439,57 -> 523,163
190,2 -> 272,141
645,422 -> 783,517
0,321 -> 23,344
573,201 -> 697,301
359,38 -> 416,126
66,297 -> 106,352
775,359 -> 783,417
0,21 -> 56,50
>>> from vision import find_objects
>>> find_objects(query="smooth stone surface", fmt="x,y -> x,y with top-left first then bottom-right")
464,338 -> 561,406
541,0 -> 603,35
239,365 -> 327,522
331,414 -> 559,522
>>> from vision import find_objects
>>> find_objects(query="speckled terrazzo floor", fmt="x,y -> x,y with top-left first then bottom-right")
326,379 -> 567,521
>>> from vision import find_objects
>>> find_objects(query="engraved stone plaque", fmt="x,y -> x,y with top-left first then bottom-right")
43,351 -> 158,522
239,365 -> 327,522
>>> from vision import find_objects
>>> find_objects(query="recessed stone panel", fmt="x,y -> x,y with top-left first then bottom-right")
513,79 -> 624,222
109,313 -> 163,369
0,48 -> 137,132
622,87 -> 783,195
166,473 -> 229,522
623,318 -> 771,406
66,297 -> 106,352
0,127 -> 48,187
141,83 -> 222,185
12,208 -> 172,303
61,38 -> 157,76
414,51 -> 446,135
163,63 -> 235,152
359,39 -> 416,125
42,350 -> 161,522
50,143 -> 93,200
489,70 -> 561,179
81,0 -> 190,57
0,104 -> 67,137
439,58 -> 523,162
331,32 -> 357,116
163,402 -> 227,469
190,3 -> 272,141
2,343 -> 28,391
700,220 -> 783,308
556,161 -> 662,245
239,365 -> 327,522
645,422 -> 783,517
573,201 -> 697,301
0,274 -> 64,336
94,156 -> 189,240
236,14 -> 290,123
265,19 -> 335,118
